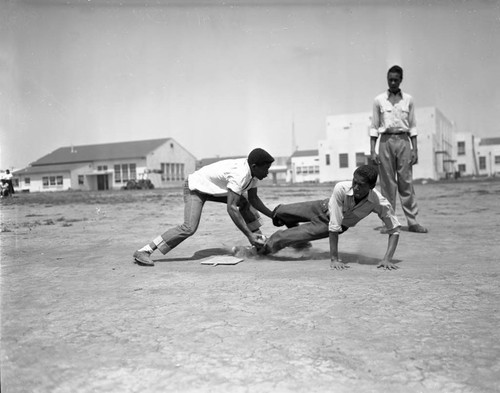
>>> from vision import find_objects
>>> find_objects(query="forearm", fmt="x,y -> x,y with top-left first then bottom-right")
409,136 -> 419,165
382,233 -> 399,261
227,205 -> 253,238
410,136 -> 418,151
328,231 -> 340,261
249,196 -> 273,218
370,137 -> 378,154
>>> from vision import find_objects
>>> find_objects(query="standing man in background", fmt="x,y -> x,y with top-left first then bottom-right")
2,169 -> 14,195
370,65 -> 427,233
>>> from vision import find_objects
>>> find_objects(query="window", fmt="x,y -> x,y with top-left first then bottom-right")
78,175 -> 84,185
495,156 -> 500,165
355,152 -> 366,167
97,165 -> 108,171
25,177 -> 30,185
114,165 -> 121,183
165,163 -> 171,180
458,164 -> 466,172
161,162 -> 185,181
297,167 -> 302,174
43,177 -> 49,186
130,163 -> 136,180
457,141 -> 465,156
339,153 -> 349,168
175,163 -> 181,181
314,166 -> 320,174
56,176 -> 63,185
121,164 -> 129,182
50,176 -> 56,186
325,154 -> 330,166
479,156 -> 486,170
114,163 -> 136,183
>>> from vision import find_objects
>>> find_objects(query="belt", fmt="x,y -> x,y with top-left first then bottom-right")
382,132 -> 409,138
384,131 -> 406,135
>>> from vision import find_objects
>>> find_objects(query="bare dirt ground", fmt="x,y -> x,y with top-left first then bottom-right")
1,179 -> 500,393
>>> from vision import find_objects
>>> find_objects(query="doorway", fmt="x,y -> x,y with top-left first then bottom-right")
97,174 -> 109,190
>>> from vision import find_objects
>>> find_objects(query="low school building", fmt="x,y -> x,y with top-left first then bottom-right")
13,138 -> 196,192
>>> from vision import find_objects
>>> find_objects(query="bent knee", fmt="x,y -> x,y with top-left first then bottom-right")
179,223 -> 197,236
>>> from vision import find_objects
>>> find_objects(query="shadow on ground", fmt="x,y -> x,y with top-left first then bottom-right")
156,247 -> 401,265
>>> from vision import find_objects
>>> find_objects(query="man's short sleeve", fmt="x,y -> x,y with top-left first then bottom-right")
328,183 -> 347,232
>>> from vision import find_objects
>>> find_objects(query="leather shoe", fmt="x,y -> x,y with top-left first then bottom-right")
133,250 -> 155,266
408,224 -> 428,233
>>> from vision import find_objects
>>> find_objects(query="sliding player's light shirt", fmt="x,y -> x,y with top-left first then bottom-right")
328,181 -> 401,233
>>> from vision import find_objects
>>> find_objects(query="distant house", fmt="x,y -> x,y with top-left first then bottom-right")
476,137 -> 500,176
290,150 -> 320,183
13,138 -> 196,192
197,154 -> 289,185
453,134 -> 500,177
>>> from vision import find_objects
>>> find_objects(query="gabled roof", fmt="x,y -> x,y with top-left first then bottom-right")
291,149 -> 319,158
479,137 -> 500,146
13,163 -> 86,176
197,155 -> 246,168
32,138 -> 172,166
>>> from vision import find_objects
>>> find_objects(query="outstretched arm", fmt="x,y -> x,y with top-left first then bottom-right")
247,187 -> 274,218
227,189 -> 262,246
329,231 -> 349,270
377,233 -> 400,270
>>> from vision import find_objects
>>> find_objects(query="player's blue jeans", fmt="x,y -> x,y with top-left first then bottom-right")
264,198 -> 331,253
155,181 -> 262,254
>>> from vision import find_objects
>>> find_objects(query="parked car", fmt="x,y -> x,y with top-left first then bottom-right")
122,179 -> 155,190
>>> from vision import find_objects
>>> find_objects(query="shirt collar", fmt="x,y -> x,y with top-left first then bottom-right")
346,187 -> 376,203
387,89 -> 403,98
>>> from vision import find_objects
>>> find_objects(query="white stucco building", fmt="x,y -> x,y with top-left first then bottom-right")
319,107 -> 456,182
476,137 -> 500,176
455,132 -> 479,176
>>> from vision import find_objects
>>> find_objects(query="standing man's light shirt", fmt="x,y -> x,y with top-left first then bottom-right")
328,181 -> 401,233
369,90 -> 417,137
188,158 -> 258,196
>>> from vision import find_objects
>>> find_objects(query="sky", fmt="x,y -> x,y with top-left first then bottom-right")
1,0 -> 500,170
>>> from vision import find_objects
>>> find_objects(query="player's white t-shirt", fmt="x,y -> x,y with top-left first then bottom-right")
188,158 -> 258,196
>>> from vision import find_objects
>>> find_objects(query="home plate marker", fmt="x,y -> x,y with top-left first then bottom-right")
200,255 -> 244,267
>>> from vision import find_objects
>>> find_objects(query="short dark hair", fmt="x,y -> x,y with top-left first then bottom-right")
387,65 -> 403,79
247,148 -> 274,166
354,165 -> 378,187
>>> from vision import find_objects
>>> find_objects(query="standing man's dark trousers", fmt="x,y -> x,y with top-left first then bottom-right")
378,133 -> 419,227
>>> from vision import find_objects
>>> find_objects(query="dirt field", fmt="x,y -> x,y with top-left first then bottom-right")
1,179 -> 500,393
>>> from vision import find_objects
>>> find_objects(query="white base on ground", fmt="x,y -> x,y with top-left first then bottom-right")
201,255 -> 244,266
